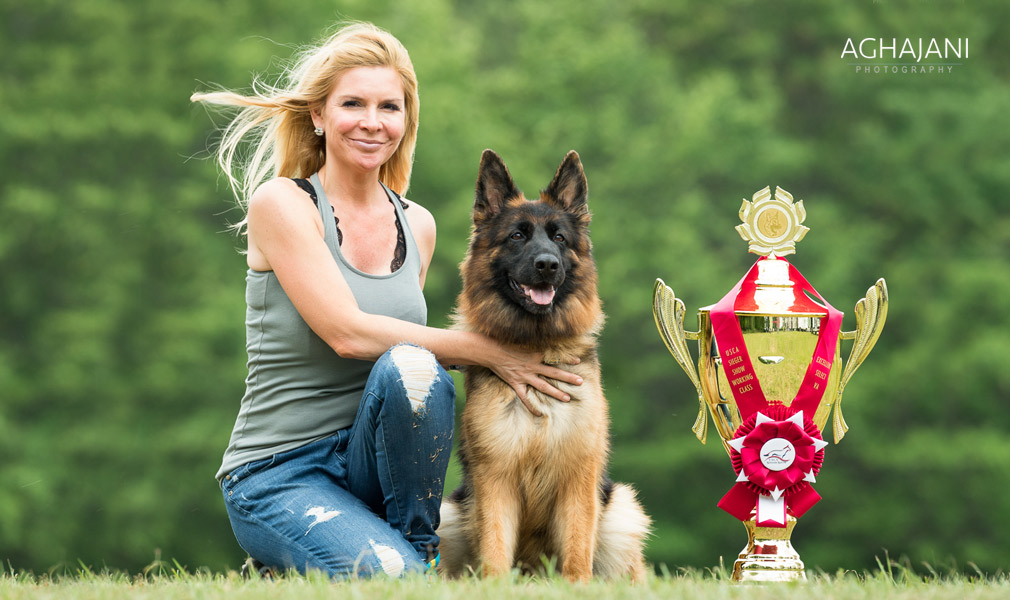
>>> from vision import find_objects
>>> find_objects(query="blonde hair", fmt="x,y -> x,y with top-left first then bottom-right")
191,22 -> 419,224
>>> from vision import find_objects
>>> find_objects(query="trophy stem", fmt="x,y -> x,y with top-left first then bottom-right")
732,515 -> 807,583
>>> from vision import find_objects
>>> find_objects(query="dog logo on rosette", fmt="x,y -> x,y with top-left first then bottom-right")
759,439 -> 796,471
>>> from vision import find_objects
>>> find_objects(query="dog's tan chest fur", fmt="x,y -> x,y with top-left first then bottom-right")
461,359 -> 608,469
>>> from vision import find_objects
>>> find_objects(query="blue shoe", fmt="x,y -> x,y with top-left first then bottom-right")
425,544 -> 440,578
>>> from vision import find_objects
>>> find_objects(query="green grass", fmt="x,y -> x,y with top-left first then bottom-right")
1,560 -> 1008,600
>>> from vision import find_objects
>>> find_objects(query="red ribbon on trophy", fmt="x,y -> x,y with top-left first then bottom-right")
710,257 -> 842,527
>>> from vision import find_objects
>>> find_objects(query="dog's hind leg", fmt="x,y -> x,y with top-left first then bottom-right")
593,482 -> 651,581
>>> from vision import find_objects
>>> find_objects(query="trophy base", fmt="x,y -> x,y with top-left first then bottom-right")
731,516 -> 807,583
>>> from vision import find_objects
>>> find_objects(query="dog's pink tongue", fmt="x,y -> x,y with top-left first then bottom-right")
528,285 -> 556,305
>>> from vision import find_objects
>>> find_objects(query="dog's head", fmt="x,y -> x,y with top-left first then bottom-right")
457,150 -> 601,345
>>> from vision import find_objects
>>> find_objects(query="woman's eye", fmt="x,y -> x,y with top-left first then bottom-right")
510,231 -> 524,241
383,103 -> 402,111
341,100 -> 361,107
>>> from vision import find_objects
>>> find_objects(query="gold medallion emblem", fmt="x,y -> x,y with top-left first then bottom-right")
735,186 -> 809,257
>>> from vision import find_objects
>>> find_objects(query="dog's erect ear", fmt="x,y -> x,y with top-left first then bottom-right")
474,149 -> 521,223
543,150 -> 588,216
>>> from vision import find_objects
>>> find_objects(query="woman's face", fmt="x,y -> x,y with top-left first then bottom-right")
312,66 -> 406,176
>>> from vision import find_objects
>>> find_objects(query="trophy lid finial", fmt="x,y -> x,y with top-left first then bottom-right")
735,186 -> 809,257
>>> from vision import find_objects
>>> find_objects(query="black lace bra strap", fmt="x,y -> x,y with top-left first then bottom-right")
292,178 -> 317,204
385,185 -> 410,211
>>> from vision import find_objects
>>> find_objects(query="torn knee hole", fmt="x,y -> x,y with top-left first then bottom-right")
368,539 -> 406,577
390,344 -> 440,415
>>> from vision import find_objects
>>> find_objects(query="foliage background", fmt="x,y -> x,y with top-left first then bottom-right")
2,0 -> 1008,575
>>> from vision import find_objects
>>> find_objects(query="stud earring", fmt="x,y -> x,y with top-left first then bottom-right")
314,126 -> 324,137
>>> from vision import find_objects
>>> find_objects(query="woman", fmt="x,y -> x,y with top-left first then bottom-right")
191,22 -> 581,578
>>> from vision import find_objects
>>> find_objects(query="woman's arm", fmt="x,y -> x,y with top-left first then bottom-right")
246,179 -> 582,402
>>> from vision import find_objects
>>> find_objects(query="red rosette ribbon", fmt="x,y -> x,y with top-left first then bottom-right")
717,406 -> 828,527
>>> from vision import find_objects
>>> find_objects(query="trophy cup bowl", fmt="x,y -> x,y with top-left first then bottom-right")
653,187 -> 888,582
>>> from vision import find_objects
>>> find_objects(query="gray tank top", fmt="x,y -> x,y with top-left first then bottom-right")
217,174 -> 427,480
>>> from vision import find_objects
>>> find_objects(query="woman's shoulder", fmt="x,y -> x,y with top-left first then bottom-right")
249,178 -> 316,212
245,178 -> 325,270
400,195 -> 436,241
247,177 -> 320,231
251,177 -> 312,204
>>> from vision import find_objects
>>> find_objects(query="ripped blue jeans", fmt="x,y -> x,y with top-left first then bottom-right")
220,345 -> 456,578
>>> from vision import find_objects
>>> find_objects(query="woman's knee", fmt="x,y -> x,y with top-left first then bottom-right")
377,344 -> 455,418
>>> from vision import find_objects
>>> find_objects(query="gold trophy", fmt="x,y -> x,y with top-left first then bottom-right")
653,186 -> 887,582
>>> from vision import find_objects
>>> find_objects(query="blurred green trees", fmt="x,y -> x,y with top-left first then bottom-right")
2,0 -> 1008,574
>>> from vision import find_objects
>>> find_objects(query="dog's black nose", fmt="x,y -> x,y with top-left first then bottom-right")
535,254 -> 560,275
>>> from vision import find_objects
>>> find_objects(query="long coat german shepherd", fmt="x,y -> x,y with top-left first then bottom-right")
436,150 -> 651,581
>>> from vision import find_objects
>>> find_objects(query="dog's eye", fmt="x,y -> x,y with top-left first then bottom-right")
510,231 -> 525,241
553,233 -> 566,243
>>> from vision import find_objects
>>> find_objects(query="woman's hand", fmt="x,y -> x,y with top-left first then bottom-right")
489,346 -> 583,417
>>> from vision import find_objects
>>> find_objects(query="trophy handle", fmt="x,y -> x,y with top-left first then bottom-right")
834,278 -> 888,442
653,279 -> 707,442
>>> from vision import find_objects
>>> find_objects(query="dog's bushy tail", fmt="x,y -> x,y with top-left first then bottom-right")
593,482 -> 652,581
435,489 -> 474,578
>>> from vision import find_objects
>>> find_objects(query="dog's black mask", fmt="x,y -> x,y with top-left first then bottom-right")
472,150 -> 590,316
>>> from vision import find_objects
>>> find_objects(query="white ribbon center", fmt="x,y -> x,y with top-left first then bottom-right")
759,437 -> 795,471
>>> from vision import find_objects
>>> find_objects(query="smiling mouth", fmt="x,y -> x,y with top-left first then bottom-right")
510,278 -> 556,306
348,137 -> 386,149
